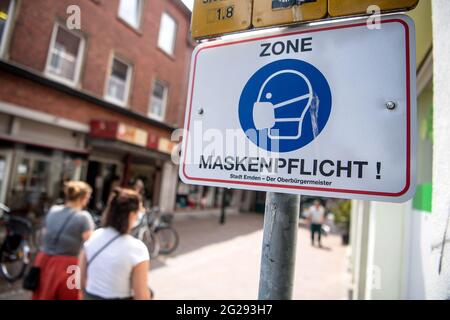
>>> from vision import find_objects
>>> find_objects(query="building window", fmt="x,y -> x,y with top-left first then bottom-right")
0,0 -> 15,57
10,156 -> 51,213
105,57 -> 132,107
157,12 -> 177,56
118,0 -> 142,29
45,24 -> 84,86
7,152 -> 87,215
149,80 -> 168,121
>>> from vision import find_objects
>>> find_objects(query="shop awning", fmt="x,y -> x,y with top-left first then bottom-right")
0,133 -> 89,156
88,138 -> 172,163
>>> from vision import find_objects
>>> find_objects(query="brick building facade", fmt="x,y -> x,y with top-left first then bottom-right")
0,0 -> 194,216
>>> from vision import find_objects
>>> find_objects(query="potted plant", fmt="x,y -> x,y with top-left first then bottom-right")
333,200 -> 351,245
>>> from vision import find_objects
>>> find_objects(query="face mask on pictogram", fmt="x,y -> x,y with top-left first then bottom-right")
252,70 -> 319,140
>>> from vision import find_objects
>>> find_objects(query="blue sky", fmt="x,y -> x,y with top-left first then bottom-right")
181,0 -> 193,10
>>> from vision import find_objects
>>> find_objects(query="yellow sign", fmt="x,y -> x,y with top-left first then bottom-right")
253,0 -> 327,28
328,0 -> 419,17
191,0 -> 253,39
158,138 -> 176,155
117,123 -> 148,147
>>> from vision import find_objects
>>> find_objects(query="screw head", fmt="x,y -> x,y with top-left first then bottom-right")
386,101 -> 397,110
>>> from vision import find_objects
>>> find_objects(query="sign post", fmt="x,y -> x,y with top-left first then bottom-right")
184,5 -> 417,299
258,192 -> 300,300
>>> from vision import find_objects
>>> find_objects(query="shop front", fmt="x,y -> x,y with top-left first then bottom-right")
88,120 -> 177,211
176,182 -> 222,210
0,108 -> 89,218
6,146 -> 87,217
175,181 -> 258,214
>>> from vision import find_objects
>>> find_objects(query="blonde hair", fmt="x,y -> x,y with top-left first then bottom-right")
64,181 -> 92,202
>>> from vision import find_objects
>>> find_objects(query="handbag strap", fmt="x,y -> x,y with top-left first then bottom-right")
87,233 -> 122,267
53,209 -> 77,245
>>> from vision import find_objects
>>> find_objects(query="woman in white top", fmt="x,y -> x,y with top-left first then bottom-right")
78,188 -> 150,300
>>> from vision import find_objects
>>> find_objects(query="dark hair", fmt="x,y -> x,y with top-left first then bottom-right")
64,181 -> 92,202
103,188 -> 141,234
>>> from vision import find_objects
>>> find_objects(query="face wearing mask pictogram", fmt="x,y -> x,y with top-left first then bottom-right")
252,70 -> 319,140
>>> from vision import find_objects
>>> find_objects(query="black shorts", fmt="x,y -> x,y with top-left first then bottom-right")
310,223 -> 322,232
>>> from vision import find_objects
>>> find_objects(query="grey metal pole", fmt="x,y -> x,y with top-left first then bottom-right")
258,192 -> 300,300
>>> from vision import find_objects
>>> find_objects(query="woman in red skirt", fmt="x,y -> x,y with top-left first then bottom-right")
32,181 -> 94,300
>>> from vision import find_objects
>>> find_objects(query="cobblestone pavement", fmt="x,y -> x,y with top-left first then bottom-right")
0,210 -> 349,300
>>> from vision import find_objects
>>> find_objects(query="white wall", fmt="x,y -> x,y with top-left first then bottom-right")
159,162 -> 178,213
429,0 -> 450,300
405,210 -> 434,299
350,200 -> 371,300
348,1 -> 450,300
367,202 -> 410,299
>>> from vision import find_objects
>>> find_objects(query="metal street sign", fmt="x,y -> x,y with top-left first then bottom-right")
180,15 -> 417,203
272,0 -> 319,10
328,0 -> 419,17
253,0 -> 327,28
191,0 -> 253,39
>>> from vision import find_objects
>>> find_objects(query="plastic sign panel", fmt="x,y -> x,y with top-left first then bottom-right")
253,0 -> 327,28
328,0 -> 419,17
180,15 -> 417,202
191,0 -> 253,39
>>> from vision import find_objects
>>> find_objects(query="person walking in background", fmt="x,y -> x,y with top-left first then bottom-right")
79,188 -> 151,300
305,200 -> 326,248
32,181 -> 94,300
131,178 -> 145,196
131,178 -> 152,209
130,178 -> 147,227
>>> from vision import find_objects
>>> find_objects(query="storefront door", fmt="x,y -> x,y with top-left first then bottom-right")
86,157 -> 123,210
0,150 -> 12,203
8,152 -> 52,217
128,164 -> 158,208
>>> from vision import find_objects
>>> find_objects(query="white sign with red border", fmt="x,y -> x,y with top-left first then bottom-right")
180,15 -> 417,203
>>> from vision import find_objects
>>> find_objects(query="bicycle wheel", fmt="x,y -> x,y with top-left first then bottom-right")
156,226 -> 179,255
0,238 -> 30,282
141,229 -> 160,260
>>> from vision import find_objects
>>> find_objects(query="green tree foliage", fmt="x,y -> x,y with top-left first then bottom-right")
333,200 -> 351,226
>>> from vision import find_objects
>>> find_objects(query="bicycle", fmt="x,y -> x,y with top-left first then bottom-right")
154,209 -> 179,256
0,203 -> 32,282
131,207 -> 179,259
131,208 -> 160,259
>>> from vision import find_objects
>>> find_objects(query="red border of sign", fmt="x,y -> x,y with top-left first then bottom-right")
182,18 -> 412,197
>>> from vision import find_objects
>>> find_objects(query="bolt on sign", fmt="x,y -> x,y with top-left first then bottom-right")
180,15 -> 417,202
253,0 -> 327,28
328,0 -> 419,17
191,0 -> 253,39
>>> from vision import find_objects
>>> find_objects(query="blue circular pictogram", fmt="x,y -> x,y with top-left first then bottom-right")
238,59 -> 332,153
